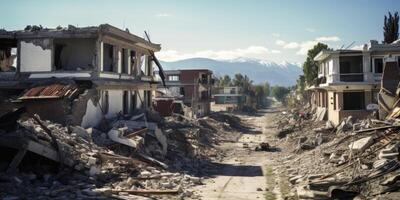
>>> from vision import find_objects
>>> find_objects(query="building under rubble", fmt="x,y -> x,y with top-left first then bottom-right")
0,24 -> 162,128
154,69 -> 213,118
309,40 -> 400,125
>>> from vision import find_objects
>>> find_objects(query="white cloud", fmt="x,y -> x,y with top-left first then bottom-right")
156,46 -> 281,61
275,40 -> 286,46
284,42 -> 300,49
315,36 -> 341,42
272,33 -> 280,37
275,35 -> 341,55
305,28 -> 316,33
155,13 -> 172,17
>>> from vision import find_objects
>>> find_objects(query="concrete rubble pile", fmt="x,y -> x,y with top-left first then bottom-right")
0,110 -> 243,199
275,107 -> 400,199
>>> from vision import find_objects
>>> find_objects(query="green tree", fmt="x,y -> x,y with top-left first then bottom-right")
303,43 -> 329,85
254,84 -> 266,108
219,75 -> 232,86
383,11 -> 399,44
296,75 -> 306,92
263,82 -> 270,97
271,86 -> 290,102
232,73 -> 252,94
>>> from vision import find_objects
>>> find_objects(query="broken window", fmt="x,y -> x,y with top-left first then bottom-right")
130,50 -> 137,75
373,58 -> 383,74
123,91 -> 129,114
101,91 -> 109,114
103,43 -> 116,72
0,43 -> 17,72
340,56 -> 363,82
121,48 -> 128,74
53,38 -> 95,71
343,92 -> 364,110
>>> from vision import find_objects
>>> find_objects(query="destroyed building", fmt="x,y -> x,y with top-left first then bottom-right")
212,86 -> 247,110
154,69 -> 213,118
0,24 -> 162,128
309,40 -> 400,125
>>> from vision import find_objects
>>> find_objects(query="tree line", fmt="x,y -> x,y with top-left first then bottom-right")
215,74 -> 291,106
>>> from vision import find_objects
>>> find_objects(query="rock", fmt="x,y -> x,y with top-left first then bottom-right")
277,127 -> 294,139
87,157 -> 97,165
349,136 -> 373,152
161,182 -> 174,189
257,187 -> 263,191
89,166 -> 99,176
140,171 -> 152,177
381,174 -> 400,186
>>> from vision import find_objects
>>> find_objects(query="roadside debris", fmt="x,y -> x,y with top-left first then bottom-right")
0,108 -> 245,199
275,105 -> 400,199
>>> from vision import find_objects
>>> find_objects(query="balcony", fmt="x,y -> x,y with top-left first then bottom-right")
339,73 -> 364,82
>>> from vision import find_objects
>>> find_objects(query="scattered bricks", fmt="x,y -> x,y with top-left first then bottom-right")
348,136 -> 373,152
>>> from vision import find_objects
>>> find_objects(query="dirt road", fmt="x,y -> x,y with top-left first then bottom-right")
192,106 -> 285,200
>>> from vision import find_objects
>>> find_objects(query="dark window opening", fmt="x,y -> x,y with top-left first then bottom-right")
121,48 -> 128,74
131,91 -> 137,113
374,58 -> 383,73
101,91 -> 109,114
53,38 -> 95,71
54,44 -> 64,70
343,92 -> 364,110
103,43 -> 115,72
0,40 -> 18,72
340,56 -> 363,82
130,50 -> 136,75
123,91 -> 129,114
180,87 -> 185,95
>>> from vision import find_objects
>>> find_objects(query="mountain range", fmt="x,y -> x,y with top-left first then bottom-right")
160,58 -> 303,86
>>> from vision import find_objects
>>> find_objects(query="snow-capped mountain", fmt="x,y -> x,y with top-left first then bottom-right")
160,57 -> 302,86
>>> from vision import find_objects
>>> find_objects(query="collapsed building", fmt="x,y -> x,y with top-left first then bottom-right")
309,40 -> 400,125
154,69 -> 213,118
0,24 -> 162,128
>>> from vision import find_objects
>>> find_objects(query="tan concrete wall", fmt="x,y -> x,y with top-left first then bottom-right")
327,91 -> 340,125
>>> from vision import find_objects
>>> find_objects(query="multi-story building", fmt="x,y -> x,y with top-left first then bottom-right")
0,24 -> 161,128
213,86 -> 247,108
310,40 -> 400,125
154,69 -> 213,117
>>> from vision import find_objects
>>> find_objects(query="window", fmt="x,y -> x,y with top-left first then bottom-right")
374,58 -> 383,73
130,50 -> 136,75
103,43 -> 115,72
130,91 -> 137,113
343,92 -> 364,110
121,48 -> 128,74
180,87 -> 185,95
333,92 -> 337,110
123,91 -> 129,114
168,75 -> 179,81
340,56 -> 363,82
101,91 -> 109,114
0,47 -> 17,72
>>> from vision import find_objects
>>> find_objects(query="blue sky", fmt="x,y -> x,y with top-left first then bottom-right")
1,0 -> 399,63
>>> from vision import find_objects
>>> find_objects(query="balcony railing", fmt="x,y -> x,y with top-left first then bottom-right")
340,73 -> 364,82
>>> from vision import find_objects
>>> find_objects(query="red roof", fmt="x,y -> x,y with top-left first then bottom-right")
19,84 -> 79,100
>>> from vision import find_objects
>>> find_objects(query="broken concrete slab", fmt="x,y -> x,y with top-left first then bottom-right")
349,136 -> 373,152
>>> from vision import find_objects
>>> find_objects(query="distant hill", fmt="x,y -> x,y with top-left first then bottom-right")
160,57 -> 302,86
